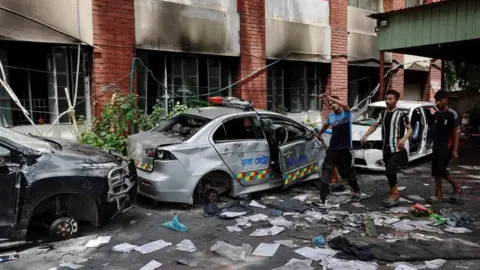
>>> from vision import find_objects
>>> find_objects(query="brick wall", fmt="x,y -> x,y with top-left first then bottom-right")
92,0 -> 136,117
236,0 -> 267,109
424,60 -> 442,101
327,0 -> 348,118
384,0 -> 405,98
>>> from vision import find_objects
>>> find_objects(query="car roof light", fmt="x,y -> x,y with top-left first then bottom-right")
208,96 -> 254,111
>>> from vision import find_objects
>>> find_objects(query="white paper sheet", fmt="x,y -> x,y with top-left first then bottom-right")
268,216 -> 293,227
444,227 -> 472,233
248,213 -> 269,222
424,259 -> 447,269
175,239 -> 196,252
274,240 -> 298,248
294,247 -> 337,261
292,194 -> 308,202
250,226 -> 284,236
273,259 -> 314,270
252,243 -> 280,257
227,225 -> 243,232
220,211 -> 247,218
139,260 -> 162,270
135,240 -> 172,254
249,200 -> 267,209
58,263 -> 83,269
85,236 -> 112,248
112,243 -> 139,253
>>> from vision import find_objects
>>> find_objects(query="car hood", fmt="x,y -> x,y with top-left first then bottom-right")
127,131 -> 183,157
351,124 -> 382,141
52,138 -> 117,164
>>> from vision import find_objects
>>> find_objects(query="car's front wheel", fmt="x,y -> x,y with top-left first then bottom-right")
48,216 -> 78,240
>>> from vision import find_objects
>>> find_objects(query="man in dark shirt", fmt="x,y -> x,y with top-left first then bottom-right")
315,94 -> 361,204
427,90 -> 462,204
361,90 -> 412,207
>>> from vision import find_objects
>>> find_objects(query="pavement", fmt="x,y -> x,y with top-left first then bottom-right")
2,139 -> 480,270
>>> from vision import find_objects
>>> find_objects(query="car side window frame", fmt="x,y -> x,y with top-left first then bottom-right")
211,115 -> 265,144
260,115 -> 310,144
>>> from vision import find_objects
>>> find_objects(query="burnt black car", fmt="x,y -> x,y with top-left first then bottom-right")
461,100 -> 480,139
0,127 -> 137,241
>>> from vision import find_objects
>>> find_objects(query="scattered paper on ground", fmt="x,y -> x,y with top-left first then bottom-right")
268,216 -> 293,227
58,263 -> 83,269
85,236 -> 111,248
252,243 -> 280,257
398,186 -> 407,191
227,225 -> 242,232
292,194 -> 308,202
250,225 -> 285,236
294,247 -> 337,261
273,259 -> 314,270
444,227 -> 472,233
112,243 -> 138,253
351,202 -> 365,208
323,257 -> 379,270
176,239 -> 196,252
248,213 -> 269,222
274,240 -> 298,248
210,241 -> 252,262
135,240 -> 172,254
249,200 -> 267,209
139,260 -> 162,270
220,211 -> 247,218
424,259 -> 447,269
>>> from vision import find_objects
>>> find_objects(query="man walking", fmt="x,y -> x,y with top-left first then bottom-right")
427,90 -> 462,204
315,94 -> 361,204
361,90 -> 412,207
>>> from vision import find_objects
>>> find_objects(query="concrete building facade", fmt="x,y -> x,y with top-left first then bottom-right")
0,0 -> 441,139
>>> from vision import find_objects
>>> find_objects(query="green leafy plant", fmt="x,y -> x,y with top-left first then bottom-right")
304,117 -> 317,128
79,92 -> 138,155
271,104 -> 287,115
138,103 -> 166,131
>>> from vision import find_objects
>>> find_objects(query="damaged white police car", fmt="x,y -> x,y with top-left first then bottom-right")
127,97 -> 330,204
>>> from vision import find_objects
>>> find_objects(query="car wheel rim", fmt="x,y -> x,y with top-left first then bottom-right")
49,217 -> 78,239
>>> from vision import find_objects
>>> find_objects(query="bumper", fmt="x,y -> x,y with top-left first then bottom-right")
106,159 -> 138,218
353,149 -> 386,171
136,160 -> 196,204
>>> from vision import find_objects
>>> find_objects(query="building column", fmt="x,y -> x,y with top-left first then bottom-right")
384,0 -> 405,98
91,0 -> 136,117
236,0 -> 267,109
424,59 -> 442,101
326,0 -> 348,118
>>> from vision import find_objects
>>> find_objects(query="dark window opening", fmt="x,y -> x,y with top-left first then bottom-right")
213,117 -> 258,142
153,114 -> 210,140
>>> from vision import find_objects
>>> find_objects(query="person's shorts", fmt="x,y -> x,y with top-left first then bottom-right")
432,148 -> 452,177
383,148 -> 407,175
322,149 -> 353,172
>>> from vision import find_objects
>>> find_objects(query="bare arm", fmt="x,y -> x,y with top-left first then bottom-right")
328,96 -> 350,112
316,123 -> 329,137
452,126 -> 460,153
362,122 -> 379,139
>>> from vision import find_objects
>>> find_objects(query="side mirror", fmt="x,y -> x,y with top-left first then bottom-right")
0,163 -> 10,175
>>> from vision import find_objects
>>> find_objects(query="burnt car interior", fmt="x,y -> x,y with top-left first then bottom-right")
153,114 -> 210,139
423,107 -> 436,148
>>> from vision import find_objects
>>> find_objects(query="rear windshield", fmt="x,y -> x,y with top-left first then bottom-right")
153,114 -> 210,140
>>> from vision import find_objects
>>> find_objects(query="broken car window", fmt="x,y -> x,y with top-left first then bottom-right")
353,107 -> 408,126
153,114 -> 210,140
213,117 -> 258,142
0,146 -> 10,163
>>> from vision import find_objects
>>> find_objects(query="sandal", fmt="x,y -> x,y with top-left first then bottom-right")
383,197 -> 399,207
450,188 -> 463,203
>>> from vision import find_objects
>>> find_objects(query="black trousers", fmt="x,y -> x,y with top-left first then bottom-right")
383,147 -> 407,188
315,149 -> 361,197
431,148 -> 452,178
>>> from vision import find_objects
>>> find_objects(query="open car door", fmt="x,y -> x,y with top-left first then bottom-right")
0,143 -> 21,237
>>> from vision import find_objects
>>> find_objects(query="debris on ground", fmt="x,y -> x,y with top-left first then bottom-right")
226,225 -> 243,232
249,200 -> 267,209
424,259 -> 447,269
266,200 -> 311,213
274,240 -> 298,248
112,243 -> 138,253
327,230 -> 343,242
268,216 -> 293,227
252,243 -> 280,257
312,236 -> 325,247
176,239 -> 196,252
204,202 -> 253,219
139,260 -> 162,270
329,236 -> 374,261
162,215 -> 188,232
272,209 -> 283,216
85,236 -> 112,248
351,202 -> 365,208
250,225 -> 285,236
273,258 -> 314,270
444,226 -> 472,233
406,195 -> 425,202
135,240 -> 172,254
440,209 -> 475,228
177,258 -> 199,267
210,241 -> 252,262
294,247 -> 337,261
58,263 -> 84,269
0,251 -> 19,263
322,257 -> 379,270
364,217 -> 377,237
292,194 -> 309,202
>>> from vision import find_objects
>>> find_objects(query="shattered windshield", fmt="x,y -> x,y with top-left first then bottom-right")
352,107 -> 408,126
153,114 -> 210,140
0,128 -> 52,151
